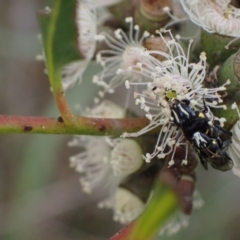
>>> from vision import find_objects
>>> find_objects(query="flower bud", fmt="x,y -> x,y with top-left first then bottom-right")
110,139 -> 144,176
134,0 -> 173,34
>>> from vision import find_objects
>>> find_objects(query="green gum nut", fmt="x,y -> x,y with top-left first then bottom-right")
211,98 -> 239,130
201,30 -> 240,67
212,52 -> 240,129
108,0 -> 172,34
133,0 -> 172,34
217,51 -> 240,92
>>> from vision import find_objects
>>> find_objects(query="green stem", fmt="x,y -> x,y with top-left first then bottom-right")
128,183 -> 178,240
0,115 -> 149,136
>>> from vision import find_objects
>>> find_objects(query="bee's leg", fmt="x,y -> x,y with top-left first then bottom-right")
199,155 -> 208,170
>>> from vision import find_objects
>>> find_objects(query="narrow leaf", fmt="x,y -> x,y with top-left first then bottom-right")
38,0 -> 82,77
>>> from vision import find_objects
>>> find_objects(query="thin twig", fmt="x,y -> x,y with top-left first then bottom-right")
0,115 -> 149,136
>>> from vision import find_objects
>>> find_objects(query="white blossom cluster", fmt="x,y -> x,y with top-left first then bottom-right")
69,100 -> 145,223
65,0 -> 240,232
120,29 -> 229,164
180,0 -> 240,39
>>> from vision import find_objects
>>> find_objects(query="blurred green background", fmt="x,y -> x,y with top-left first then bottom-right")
1,1 -> 240,240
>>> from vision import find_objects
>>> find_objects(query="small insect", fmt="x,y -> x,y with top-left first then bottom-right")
170,98 -> 233,171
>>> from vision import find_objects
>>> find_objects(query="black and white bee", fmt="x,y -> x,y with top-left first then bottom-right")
170,98 -> 233,171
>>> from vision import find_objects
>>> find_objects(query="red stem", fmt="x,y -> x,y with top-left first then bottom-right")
53,89 -> 76,124
110,222 -> 135,240
0,115 -> 149,136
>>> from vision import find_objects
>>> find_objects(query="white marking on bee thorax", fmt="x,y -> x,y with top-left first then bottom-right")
192,132 -> 207,148
178,104 -> 189,118
172,109 -> 180,124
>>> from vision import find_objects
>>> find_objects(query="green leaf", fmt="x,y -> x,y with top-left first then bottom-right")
38,0 -> 82,89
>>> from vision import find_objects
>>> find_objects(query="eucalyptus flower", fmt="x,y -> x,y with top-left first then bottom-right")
69,100 -> 144,194
179,0 -> 240,46
122,29 -> 230,164
93,16 -> 150,101
98,187 -> 145,224
60,1 -> 128,90
61,0 -> 97,90
162,3 -> 188,30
